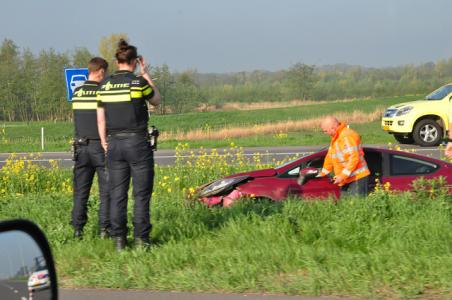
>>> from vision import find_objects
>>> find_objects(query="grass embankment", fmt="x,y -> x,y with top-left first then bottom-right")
0,95 -> 418,152
0,147 -> 451,299
2,188 -> 452,299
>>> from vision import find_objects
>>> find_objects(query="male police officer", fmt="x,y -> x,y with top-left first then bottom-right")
71,57 -> 110,239
97,40 -> 161,251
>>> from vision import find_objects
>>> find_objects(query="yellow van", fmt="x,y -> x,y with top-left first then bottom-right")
381,84 -> 452,146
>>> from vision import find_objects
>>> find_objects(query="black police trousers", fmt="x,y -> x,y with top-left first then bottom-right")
107,133 -> 154,239
71,140 -> 110,230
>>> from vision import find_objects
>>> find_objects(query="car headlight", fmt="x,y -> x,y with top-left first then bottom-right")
396,106 -> 413,116
199,176 -> 249,197
384,108 -> 397,118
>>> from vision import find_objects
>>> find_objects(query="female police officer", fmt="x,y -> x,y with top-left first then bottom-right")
97,39 -> 161,251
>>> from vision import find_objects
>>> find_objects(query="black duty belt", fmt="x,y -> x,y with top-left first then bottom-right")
109,132 -> 146,138
74,137 -> 100,145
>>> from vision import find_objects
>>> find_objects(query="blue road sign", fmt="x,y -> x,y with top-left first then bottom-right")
64,68 -> 89,101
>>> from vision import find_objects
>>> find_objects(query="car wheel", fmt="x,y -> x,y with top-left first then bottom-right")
393,133 -> 414,144
412,119 -> 443,147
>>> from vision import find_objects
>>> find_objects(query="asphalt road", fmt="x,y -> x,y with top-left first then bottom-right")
60,289 -> 351,300
0,279 -> 52,300
0,280 -> 28,300
0,145 -> 446,169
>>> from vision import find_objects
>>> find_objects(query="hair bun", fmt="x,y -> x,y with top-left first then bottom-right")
115,39 -> 138,64
118,39 -> 129,49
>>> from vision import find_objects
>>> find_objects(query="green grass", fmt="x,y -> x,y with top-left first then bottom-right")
0,151 -> 451,299
153,95 -> 418,132
1,191 -> 452,299
162,121 -> 392,149
0,95 -> 419,152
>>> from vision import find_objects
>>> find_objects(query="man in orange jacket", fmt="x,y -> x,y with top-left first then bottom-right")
319,116 -> 370,197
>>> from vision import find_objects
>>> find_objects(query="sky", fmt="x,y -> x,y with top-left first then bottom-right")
1,0 -> 452,72
0,231 -> 45,279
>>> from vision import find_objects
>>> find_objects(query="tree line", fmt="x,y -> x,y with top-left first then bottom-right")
197,61 -> 452,105
2,36 -> 452,121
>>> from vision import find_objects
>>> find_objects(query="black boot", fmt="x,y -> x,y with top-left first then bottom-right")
100,228 -> 111,239
134,237 -> 151,249
73,229 -> 83,240
115,236 -> 127,252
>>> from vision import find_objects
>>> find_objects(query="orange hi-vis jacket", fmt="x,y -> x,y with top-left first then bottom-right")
320,123 -> 370,186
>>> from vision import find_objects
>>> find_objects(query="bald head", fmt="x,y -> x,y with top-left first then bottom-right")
321,116 -> 340,137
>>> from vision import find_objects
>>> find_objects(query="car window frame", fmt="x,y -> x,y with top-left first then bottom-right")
388,153 -> 440,177
278,154 -> 326,179
277,149 -> 406,179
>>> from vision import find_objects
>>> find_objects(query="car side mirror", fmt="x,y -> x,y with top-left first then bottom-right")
0,220 -> 58,300
297,167 -> 319,185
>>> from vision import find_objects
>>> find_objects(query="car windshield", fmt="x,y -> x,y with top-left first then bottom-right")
425,84 -> 452,100
276,157 -> 300,170
275,151 -> 317,170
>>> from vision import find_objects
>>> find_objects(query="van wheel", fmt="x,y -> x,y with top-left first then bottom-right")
393,133 -> 414,144
412,119 -> 443,147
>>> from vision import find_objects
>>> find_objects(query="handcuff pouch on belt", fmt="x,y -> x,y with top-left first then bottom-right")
71,137 -> 88,161
147,126 -> 159,151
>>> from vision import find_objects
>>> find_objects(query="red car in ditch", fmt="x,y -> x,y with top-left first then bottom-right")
198,147 -> 452,207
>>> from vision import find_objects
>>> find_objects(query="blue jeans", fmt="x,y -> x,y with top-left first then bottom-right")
340,176 -> 369,198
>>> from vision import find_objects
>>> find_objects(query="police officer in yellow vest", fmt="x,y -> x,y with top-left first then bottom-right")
97,40 -> 161,251
71,57 -> 110,239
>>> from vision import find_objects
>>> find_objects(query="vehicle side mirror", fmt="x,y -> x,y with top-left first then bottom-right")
0,220 -> 58,300
297,168 -> 319,185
